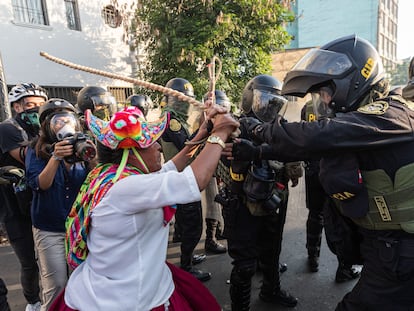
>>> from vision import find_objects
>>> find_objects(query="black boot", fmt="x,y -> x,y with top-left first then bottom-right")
308,256 -> 319,272
259,265 -> 298,308
335,262 -> 360,283
180,253 -> 211,282
205,218 -> 227,254
230,267 -> 254,311
215,220 -> 226,240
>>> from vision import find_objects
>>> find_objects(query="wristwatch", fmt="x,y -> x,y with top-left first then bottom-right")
207,135 -> 226,149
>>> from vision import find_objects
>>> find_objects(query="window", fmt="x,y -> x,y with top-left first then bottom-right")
12,0 -> 48,25
101,4 -> 122,28
65,0 -> 81,31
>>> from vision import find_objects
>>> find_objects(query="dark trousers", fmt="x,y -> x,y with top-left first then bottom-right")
304,171 -> 326,258
224,195 -> 288,309
336,231 -> 414,311
0,278 -> 10,311
175,201 -> 203,269
4,217 -> 40,304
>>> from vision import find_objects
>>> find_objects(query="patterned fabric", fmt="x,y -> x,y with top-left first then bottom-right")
65,163 -> 176,269
86,106 -> 169,150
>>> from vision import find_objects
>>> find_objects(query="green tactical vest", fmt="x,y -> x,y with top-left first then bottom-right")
346,162 -> 414,233
160,140 -> 179,162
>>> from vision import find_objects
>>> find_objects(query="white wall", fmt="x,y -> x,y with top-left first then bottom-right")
0,1 -> 134,88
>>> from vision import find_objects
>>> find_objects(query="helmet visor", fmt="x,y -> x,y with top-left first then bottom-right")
293,49 -> 353,77
252,89 -> 288,122
167,97 -> 190,116
91,93 -> 117,120
311,86 -> 336,119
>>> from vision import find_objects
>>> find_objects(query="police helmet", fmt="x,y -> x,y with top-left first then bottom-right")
8,83 -> 48,105
76,86 -> 116,119
160,78 -> 194,116
282,35 -> 384,113
240,74 -> 287,122
203,90 -> 231,111
126,94 -> 152,117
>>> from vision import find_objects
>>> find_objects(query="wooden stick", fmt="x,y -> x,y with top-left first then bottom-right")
39,51 -> 205,108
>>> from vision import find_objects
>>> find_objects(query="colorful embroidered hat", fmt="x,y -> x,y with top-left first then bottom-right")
86,106 -> 169,150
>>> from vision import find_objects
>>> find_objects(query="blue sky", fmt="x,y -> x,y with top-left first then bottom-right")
397,0 -> 412,59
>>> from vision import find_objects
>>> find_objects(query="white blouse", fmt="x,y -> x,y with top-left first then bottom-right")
65,161 -> 201,311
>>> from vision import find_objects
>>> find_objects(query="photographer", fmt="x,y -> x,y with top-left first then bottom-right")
25,99 -> 96,311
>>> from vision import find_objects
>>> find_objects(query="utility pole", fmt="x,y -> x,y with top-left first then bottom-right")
0,52 -> 11,121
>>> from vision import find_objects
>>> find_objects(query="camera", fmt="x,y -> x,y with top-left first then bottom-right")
61,132 -> 97,163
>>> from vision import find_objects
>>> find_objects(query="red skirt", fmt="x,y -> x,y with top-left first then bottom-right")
49,262 -> 221,311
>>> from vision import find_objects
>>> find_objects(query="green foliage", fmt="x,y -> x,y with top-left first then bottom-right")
131,0 -> 294,106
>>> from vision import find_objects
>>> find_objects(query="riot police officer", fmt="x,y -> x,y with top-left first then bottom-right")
76,86 -> 117,121
220,74 -> 298,310
159,77 -> 211,282
126,94 -> 152,118
236,35 -> 414,310
301,100 -> 361,282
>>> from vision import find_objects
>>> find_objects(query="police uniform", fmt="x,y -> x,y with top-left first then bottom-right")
160,114 -> 208,279
252,95 -> 414,310
220,115 -> 297,310
301,102 -> 327,267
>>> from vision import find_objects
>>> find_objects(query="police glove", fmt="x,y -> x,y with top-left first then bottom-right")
0,166 -> 25,185
285,162 -> 303,187
239,117 -> 263,145
232,139 -> 260,161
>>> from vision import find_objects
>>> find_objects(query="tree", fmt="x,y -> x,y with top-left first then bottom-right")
130,0 -> 294,106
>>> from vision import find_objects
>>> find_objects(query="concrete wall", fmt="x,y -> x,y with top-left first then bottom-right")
0,1 -> 134,88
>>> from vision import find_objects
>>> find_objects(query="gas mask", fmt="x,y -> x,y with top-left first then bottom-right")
50,113 -> 80,141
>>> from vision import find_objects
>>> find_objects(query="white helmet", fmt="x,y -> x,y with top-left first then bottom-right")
8,83 -> 48,104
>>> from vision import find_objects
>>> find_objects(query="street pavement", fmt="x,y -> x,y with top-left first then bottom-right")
0,178 -> 359,311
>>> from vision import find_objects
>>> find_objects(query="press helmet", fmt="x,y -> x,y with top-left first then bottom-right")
39,98 -> 77,124
282,35 -> 384,113
126,94 -> 152,117
8,83 -> 48,105
76,86 -> 116,120
203,90 -> 231,111
160,78 -> 194,116
240,74 -> 287,122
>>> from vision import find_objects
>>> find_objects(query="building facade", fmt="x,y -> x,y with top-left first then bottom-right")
0,0 -> 137,107
286,0 -> 398,71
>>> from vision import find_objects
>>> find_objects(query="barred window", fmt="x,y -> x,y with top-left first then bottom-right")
101,4 -> 122,28
65,0 -> 81,31
12,0 -> 48,25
